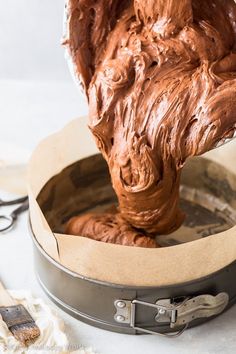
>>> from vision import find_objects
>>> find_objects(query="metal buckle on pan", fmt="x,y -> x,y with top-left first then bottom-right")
114,292 -> 229,337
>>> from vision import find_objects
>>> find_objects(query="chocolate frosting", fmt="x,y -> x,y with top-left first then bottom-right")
64,0 -> 236,247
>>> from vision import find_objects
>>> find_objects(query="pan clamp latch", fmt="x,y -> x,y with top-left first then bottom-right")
114,292 -> 229,337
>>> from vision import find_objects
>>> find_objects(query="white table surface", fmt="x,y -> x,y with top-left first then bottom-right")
0,79 -> 236,354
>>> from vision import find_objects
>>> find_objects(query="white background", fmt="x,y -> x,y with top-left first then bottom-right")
0,0 -> 69,81
0,1 -> 236,354
0,0 -> 88,151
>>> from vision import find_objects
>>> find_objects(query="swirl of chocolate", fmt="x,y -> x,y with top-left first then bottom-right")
64,0 -> 236,247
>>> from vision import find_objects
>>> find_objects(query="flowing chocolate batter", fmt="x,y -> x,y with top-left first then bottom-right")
64,0 -> 236,247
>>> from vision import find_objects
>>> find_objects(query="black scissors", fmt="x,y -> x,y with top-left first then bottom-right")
0,196 -> 29,232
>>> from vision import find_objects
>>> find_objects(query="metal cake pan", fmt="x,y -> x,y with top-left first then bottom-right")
30,222 -> 236,335
29,149 -> 236,336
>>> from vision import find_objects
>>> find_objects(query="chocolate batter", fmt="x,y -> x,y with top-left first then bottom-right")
64,0 -> 236,247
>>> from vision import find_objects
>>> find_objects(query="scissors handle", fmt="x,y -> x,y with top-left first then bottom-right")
0,215 -> 14,232
0,198 -> 29,233
0,196 -> 28,207
11,198 -> 29,220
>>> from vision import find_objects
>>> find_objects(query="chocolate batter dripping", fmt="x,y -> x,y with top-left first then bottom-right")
64,0 -> 236,247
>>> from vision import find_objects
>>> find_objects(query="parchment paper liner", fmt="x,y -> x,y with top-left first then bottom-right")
28,118 -> 236,287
